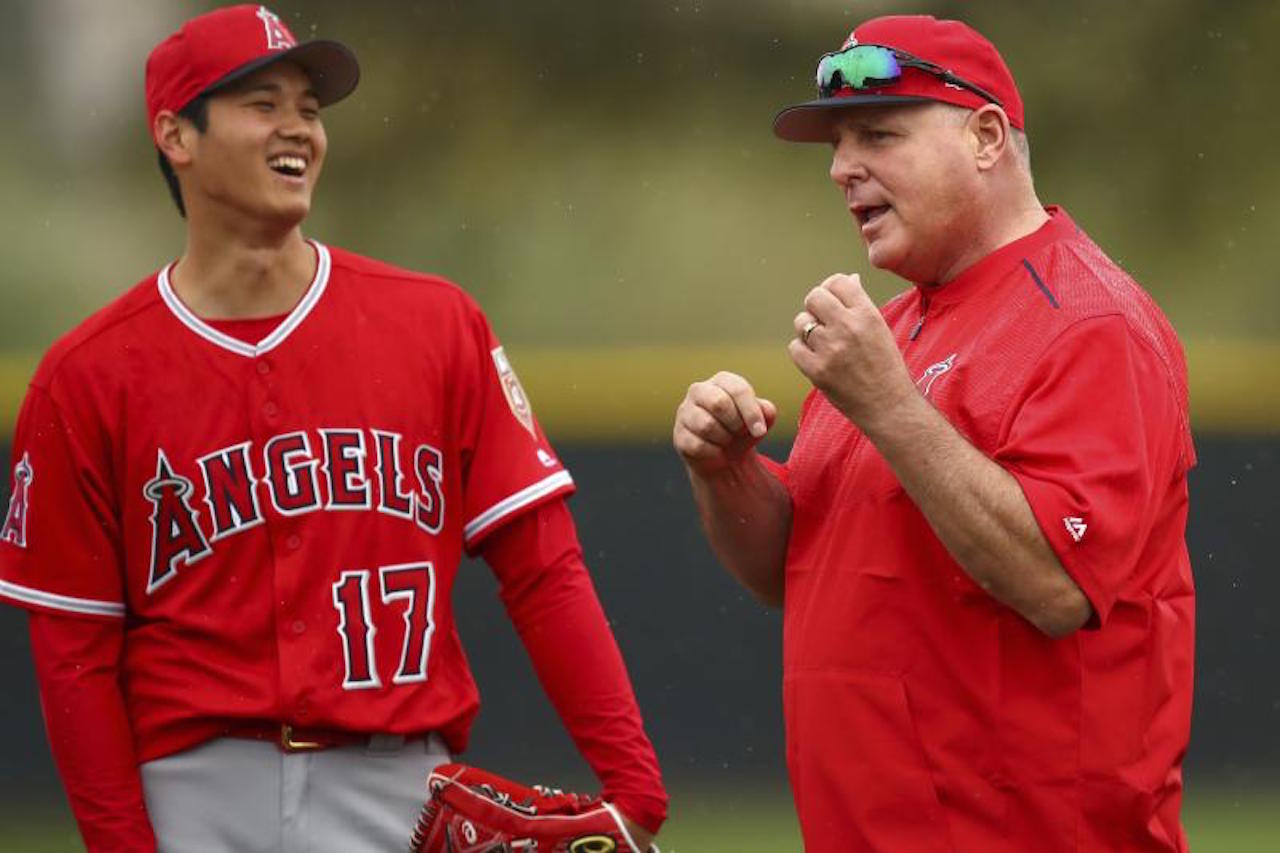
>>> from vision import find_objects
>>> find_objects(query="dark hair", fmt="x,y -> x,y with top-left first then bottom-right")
156,95 -> 210,218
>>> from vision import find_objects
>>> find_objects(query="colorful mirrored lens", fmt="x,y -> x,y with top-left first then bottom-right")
816,45 -> 902,97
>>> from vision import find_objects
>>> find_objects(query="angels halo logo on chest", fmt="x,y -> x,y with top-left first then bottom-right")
916,353 -> 958,397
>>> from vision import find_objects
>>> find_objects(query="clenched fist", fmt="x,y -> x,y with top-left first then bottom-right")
673,371 -> 777,476
789,273 -> 915,432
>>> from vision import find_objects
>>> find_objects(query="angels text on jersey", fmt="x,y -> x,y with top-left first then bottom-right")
144,427 -> 445,594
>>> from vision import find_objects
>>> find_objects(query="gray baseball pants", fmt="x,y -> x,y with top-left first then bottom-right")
140,733 -> 450,852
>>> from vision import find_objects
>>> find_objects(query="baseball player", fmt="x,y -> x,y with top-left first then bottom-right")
673,14 -> 1195,852
0,5 -> 664,850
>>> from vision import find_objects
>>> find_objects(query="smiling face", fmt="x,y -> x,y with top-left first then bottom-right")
178,61 -> 327,229
827,103 -> 987,284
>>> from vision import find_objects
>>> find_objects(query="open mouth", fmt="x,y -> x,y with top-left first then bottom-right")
267,155 -> 307,178
855,204 -> 891,227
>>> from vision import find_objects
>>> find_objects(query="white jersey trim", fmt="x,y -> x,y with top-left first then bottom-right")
156,241 -> 332,358
0,579 -> 126,618
463,470 -> 574,544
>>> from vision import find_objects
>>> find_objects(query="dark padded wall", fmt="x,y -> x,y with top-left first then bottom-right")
1,437 -> 1276,802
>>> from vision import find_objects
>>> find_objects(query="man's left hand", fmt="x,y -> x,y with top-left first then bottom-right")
788,273 -> 916,431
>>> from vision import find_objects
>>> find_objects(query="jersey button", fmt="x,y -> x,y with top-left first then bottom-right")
286,534 -> 302,550
256,361 -> 271,376
263,401 -> 279,419
291,620 -> 306,635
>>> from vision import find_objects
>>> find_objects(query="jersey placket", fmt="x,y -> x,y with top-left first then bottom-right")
247,352 -> 314,723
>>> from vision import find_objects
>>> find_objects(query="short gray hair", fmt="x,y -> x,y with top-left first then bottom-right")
1010,128 -> 1031,170
938,103 -> 1031,172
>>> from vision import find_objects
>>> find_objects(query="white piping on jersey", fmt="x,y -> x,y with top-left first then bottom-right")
0,579 -> 125,618
156,241 -> 332,358
463,470 -> 574,544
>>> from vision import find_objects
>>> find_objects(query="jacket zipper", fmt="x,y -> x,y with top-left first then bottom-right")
909,294 -> 930,341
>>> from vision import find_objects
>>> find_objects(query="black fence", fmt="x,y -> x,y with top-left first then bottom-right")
1,437 -> 1277,803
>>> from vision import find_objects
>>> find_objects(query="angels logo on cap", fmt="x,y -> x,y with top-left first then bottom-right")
145,4 -> 360,131
773,14 -> 1025,143
256,6 -> 296,51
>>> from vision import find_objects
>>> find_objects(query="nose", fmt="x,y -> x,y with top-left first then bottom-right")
829,135 -> 868,189
276,104 -> 314,142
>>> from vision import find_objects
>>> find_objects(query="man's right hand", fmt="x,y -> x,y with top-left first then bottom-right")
673,372 -> 778,476
673,372 -> 789,606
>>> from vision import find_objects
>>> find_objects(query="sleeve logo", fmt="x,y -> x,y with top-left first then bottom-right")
491,347 -> 536,437
1,453 -> 33,548
1063,516 -> 1088,543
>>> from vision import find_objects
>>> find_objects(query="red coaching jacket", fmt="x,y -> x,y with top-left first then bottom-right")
771,208 -> 1195,852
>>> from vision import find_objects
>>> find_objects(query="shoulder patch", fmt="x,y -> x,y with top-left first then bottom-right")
491,347 -> 536,437
1,453 -> 34,548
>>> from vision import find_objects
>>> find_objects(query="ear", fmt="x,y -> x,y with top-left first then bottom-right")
968,104 -> 1010,172
153,110 -> 194,168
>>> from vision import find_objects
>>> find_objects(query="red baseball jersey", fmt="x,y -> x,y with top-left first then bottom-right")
771,208 -> 1195,852
0,242 -> 575,761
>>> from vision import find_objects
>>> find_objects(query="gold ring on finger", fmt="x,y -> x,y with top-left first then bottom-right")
801,320 -> 820,346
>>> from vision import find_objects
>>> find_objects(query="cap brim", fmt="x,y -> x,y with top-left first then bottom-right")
202,40 -> 361,108
772,95 -> 935,143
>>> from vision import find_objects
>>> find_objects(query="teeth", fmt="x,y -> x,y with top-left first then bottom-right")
268,155 -> 307,175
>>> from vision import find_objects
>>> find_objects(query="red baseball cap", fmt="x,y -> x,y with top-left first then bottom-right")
773,15 -> 1023,143
145,4 -> 360,131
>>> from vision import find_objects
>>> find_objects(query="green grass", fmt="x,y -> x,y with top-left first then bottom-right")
1183,789 -> 1280,853
658,786 -> 1280,852
661,790 -> 803,852
2,786 -> 1276,851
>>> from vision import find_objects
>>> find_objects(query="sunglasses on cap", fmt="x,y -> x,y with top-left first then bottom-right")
815,43 -> 1003,107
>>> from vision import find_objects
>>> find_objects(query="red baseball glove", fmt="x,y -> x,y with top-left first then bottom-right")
409,763 -> 655,853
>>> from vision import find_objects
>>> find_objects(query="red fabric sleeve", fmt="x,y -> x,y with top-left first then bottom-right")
480,498 -> 668,835
458,309 -> 574,551
994,316 -> 1190,627
0,383 -> 125,619
28,610 -> 156,852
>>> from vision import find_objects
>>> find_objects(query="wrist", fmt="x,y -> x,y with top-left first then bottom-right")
686,450 -> 768,491
856,381 -> 929,446
623,818 -> 656,851
685,442 -> 751,475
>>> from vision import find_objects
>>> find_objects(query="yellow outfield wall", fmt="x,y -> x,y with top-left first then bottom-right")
1,339 -> 1278,441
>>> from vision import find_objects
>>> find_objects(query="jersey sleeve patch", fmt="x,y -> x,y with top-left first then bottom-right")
491,346 -> 536,437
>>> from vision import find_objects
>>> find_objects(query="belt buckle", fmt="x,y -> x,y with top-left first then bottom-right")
280,723 -> 324,752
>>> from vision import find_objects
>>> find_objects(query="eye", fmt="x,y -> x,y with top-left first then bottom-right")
250,100 -> 276,112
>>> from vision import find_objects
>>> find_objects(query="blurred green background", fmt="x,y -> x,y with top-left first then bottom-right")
1,0 -> 1278,849
1,0 -> 1278,437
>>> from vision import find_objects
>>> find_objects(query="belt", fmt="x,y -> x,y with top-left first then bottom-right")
224,721 -> 422,754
